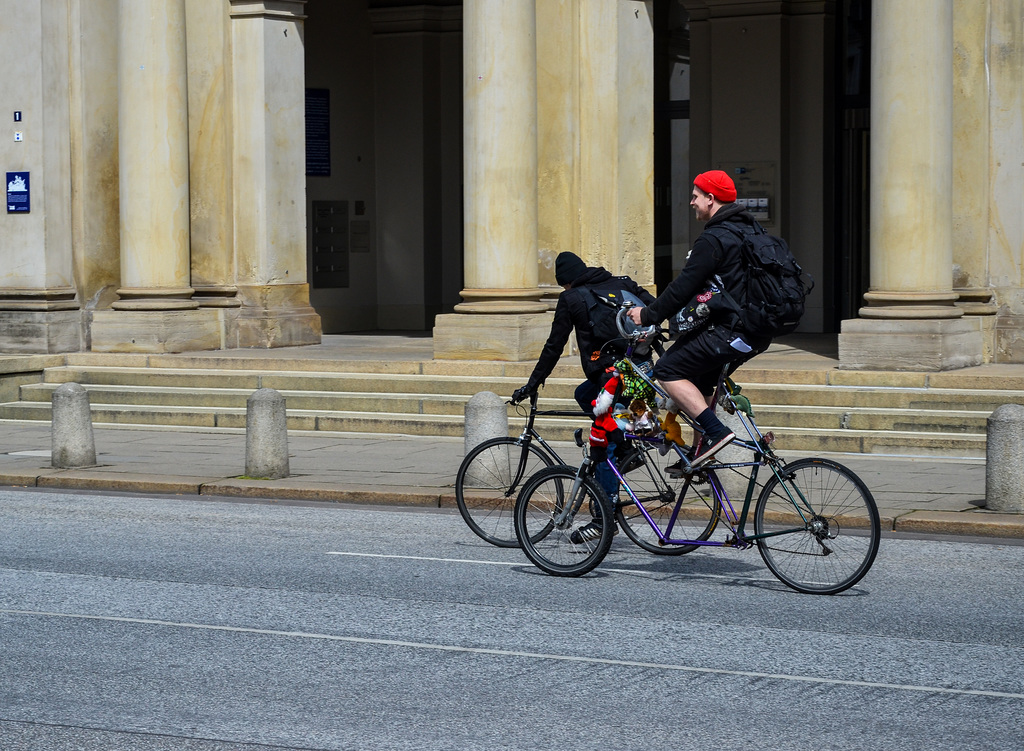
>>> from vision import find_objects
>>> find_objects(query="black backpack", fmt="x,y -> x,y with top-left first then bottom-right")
582,280 -> 647,348
709,222 -> 814,338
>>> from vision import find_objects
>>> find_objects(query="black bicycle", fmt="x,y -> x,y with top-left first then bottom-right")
455,391 -> 584,547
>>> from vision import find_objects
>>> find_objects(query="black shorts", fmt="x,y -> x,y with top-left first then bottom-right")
652,325 -> 768,396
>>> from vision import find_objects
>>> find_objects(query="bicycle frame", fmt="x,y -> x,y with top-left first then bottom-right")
587,318 -> 820,549
503,391 -> 587,497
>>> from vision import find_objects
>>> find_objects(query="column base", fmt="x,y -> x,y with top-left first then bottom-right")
0,310 -> 82,353
993,314 -> 1024,364
91,309 -> 224,353
229,284 -> 322,349
432,312 -> 554,361
838,317 -> 983,371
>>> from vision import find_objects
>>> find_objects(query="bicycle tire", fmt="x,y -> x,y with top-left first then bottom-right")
514,465 -> 614,577
615,444 -> 720,554
456,437 -> 555,547
753,457 -> 880,595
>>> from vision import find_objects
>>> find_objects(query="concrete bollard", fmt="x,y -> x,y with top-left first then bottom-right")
246,388 -> 290,479
464,391 -> 508,456
985,404 -> 1024,512
51,382 -> 97,468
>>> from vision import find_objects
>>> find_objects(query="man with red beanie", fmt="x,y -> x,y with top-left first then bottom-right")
627,169 -> 771,469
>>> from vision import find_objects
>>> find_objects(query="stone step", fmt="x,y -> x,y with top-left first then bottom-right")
15,381 -> 996,435
42,365 -> 533,396
36,365 -> 1024,413
0,398 -> 988,457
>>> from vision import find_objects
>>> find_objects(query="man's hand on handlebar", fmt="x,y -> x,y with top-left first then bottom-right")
626,306 -> 644,326
511,385 -> 535,405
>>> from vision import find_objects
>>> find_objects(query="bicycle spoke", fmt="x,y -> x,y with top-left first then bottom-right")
754,458 -> 880,594
514,466 -> 614,576
456,437 -> 553,547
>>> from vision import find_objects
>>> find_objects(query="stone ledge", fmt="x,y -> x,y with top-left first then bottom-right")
894,510 -> 1024,538
33,471 -> 216,495
199,479 -> 442,507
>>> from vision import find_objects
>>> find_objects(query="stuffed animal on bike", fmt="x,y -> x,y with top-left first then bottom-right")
593,359 -> 662,437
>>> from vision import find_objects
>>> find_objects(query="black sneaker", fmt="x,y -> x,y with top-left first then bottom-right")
691,432 -> 735,467
569,520 -> 616,543
665,459 -> 686,478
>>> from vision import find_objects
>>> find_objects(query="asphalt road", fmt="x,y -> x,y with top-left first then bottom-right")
1,488 -> 1023,751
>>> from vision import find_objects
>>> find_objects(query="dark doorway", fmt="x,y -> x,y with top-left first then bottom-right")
834,0 -> 871,328
653,0 -> 690,293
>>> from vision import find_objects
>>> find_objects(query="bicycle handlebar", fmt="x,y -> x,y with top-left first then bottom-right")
615,304 -> 659,343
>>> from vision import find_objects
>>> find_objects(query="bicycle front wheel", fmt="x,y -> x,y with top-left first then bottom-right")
456,437 -> 555,547
514,465 -> 614,577
615,444 -> 720,555
754,457 -> 880,595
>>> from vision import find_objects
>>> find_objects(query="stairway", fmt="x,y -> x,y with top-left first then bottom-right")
1,346 -> 1022,459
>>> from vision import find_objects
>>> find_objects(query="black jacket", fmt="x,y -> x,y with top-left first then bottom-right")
639,203 -> 760,338
526,266 -> 656,390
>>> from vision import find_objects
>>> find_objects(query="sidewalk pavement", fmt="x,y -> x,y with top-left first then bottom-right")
0,420 -> 1020,540
0,332 -> 1022,540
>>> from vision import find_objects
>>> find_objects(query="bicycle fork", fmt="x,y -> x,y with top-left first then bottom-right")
550,458 -> 595,530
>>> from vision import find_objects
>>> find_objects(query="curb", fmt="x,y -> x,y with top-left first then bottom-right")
2,472 -> 1022,539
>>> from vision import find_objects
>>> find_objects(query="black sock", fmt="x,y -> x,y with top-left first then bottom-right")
695,408 -> 731,441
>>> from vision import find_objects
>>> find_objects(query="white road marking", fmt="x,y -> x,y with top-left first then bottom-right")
3,608 -> 1020,701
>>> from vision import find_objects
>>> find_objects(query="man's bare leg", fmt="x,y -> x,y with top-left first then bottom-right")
660,377 -> 734,465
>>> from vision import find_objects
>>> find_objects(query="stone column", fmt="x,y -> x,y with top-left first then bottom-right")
613,1 -> 655,289
433,0 -> 551,360
536,0 -> 579,301
535,1 -> 654,296
0,0 -> 80,353
838,0 -> 982,370
951,0 -> 997,359
229,0 -> 321,348
114,0 -> 196,311
92,0 -> 222,352
186,0 -> 240,314
987,1 -> 1024,362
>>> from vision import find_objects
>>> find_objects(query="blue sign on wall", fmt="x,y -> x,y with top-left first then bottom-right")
7,171 -> 29,213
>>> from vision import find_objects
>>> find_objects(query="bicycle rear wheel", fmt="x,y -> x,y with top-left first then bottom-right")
514,465 -> 614,577
754,457 -> 880,595
615,443 -> 720,554
456,437 -> 554,547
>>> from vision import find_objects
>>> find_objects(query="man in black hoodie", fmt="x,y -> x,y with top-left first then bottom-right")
512,252 -> 656,532
627,170 -> 772,468
513,251 -> 655,414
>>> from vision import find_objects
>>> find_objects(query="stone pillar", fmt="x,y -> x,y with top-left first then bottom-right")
0,0 -> 81,353
613,1 -> 655,289
245,388 -> 289,479
114,0 -> 196,311
51,383 -> 97,468
91,0 -> 222,352
186,0 -> 240,315
985,404 -> 1024,513
433,0 -> 551,360
987,2 -> 1024,362
229,0 -> 321,348
951,0 -> 996,361
535,0 -> 579,301
839,0 -> 982,370
535,1 -> 654,296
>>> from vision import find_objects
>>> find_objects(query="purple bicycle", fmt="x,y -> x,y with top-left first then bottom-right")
513,308 -> 880,595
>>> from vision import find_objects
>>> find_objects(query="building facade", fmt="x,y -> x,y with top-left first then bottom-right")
0,0 -> 1021,370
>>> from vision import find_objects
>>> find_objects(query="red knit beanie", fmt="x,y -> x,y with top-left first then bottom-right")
693,170 -> 737,203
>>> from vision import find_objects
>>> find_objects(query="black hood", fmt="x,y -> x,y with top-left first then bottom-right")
570,266 -> 614,288
706,202 -> 756,230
